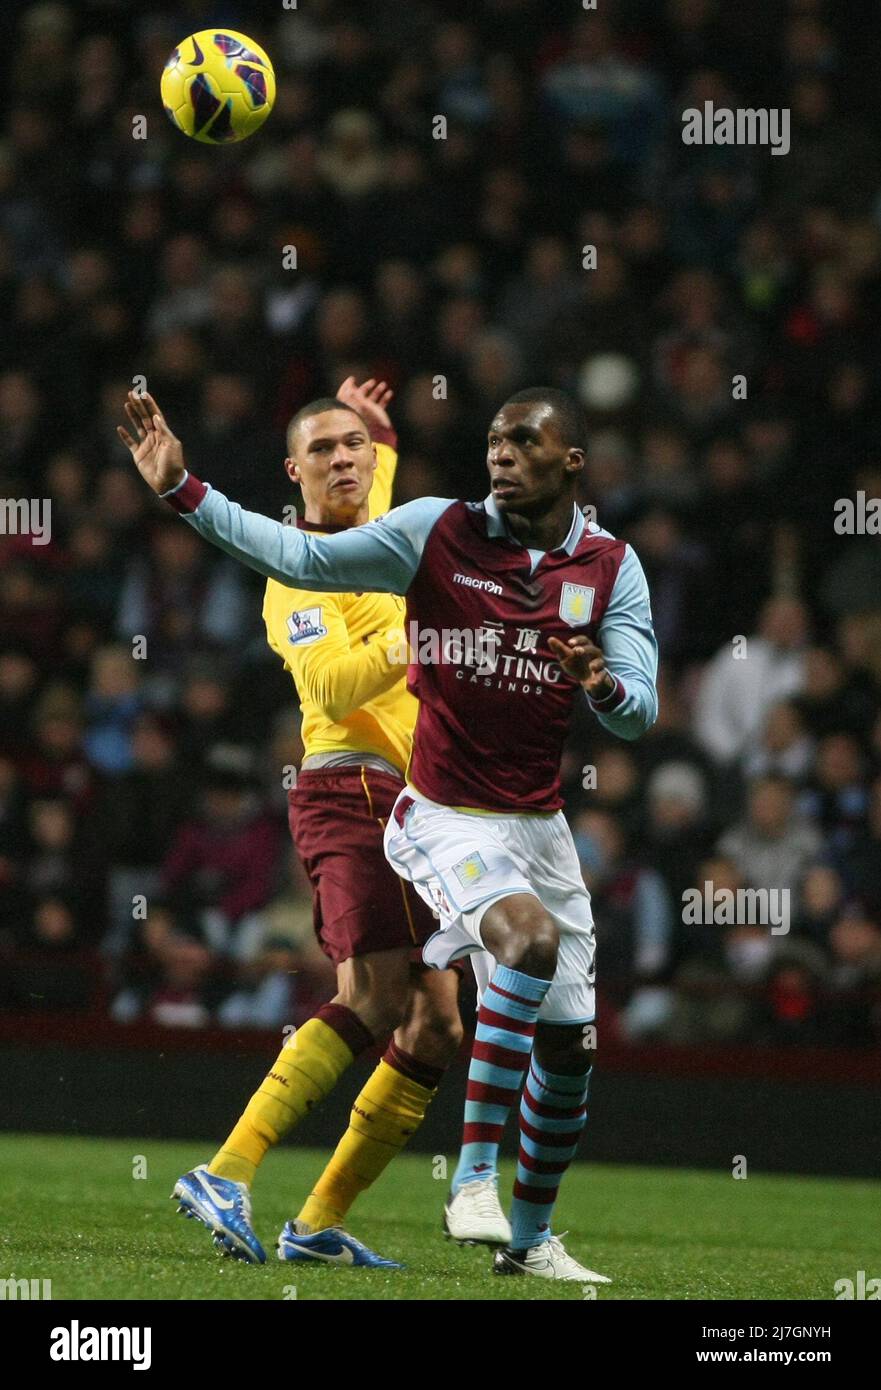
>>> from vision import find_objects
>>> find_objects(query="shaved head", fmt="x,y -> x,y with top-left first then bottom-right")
502,387 -> 587,453
286,397 -> 368,455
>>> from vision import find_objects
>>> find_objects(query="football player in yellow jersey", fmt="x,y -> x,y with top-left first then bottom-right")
166,379 -> 463,1267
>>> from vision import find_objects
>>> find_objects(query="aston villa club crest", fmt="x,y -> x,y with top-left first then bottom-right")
559,582 -> 595,627
286,607 -> 328,645
452,852 -> 488,888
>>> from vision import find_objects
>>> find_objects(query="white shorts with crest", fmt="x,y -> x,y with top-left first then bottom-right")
383,784 -> 596,1024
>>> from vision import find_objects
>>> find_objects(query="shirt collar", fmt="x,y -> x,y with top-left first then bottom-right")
296,516 -> 351,533
482,493 -> 585,556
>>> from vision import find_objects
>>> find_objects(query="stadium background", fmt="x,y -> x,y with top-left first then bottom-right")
1,0 -> 880,1178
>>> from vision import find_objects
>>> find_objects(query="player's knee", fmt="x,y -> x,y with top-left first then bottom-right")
339,989 -> 405,1042
425,1008 -> 465,1060
493,924 -> 558,979
398,1009 -> 464,1067
481,896 -> 560,980
500,917 -> 559,979
513,925 -> 559,979
534,1021 -> 595,1075
375,999 -> 408,1039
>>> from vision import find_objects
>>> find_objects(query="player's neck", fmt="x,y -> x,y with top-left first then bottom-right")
303,501 -> 369,529
503,494 -> 577,552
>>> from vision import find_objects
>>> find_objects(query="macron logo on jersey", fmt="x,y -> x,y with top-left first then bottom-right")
286,607 -> 328,646
453,572 -> 503,595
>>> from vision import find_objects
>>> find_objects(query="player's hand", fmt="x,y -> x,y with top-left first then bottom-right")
117,390 -> 186,495
336,375 -> 394,433
548,635 -> 616,699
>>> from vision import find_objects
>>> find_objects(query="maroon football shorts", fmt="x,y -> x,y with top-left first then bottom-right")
288,766 -> 439,967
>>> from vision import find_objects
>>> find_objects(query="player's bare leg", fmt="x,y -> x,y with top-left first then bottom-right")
396,961 -> 465,1067
330,947 -> 420,1039
481,893 -> 561,979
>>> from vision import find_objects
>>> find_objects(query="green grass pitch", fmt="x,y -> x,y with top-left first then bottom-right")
2,1133 -> 878,1300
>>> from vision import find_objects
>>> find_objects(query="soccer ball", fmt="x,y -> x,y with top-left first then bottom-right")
161,30 -> 276,144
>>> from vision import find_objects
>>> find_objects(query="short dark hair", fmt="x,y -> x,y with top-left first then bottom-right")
502,386 -> 587,452
286,397 -> 368,454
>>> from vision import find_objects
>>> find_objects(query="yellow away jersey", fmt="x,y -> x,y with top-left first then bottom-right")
262,440 -> 416,773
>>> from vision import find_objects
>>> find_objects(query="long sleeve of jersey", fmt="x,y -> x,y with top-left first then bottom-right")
369,436 -> 397,519
263,587 -> 405,725
181,482 -> 453,594
170,478 -> 656,743
587,545 -> 659,741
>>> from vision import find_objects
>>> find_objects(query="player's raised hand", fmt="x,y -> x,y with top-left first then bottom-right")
336,375 -> 394,433
548,635 -> 616,699
117,390 -> 186,495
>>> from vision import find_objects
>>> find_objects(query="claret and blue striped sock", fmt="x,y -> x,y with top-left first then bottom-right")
508,1058 -> 591,1249
451,964 -> 551,1193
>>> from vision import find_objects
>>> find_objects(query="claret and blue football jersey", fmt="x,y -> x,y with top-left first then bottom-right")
165,476 -> 658,814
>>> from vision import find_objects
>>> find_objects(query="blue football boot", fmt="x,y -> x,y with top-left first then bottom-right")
277,1221 -> 403,1269
172,1164 -> 266,1264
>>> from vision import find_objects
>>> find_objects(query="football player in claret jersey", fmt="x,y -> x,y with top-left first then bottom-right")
120,379 -> 462,1268
124,384 -> 658,1282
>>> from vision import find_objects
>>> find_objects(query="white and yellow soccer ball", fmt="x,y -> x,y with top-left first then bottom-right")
161,29 -> 276,144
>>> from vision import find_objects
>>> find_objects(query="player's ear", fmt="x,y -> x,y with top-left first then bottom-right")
284,456 -> 301,485
565,448 -> 586,478
370,443 -> 379,472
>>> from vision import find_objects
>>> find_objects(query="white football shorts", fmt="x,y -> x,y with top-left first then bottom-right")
383,784 -> 596,1025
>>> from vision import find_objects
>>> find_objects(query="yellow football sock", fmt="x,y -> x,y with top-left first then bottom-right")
208,1016 -> 359,1186
297,1057 -> 438,1231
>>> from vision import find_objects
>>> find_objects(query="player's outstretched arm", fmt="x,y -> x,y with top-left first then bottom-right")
117,390 -> 186,494
336,375 -> 394,434
336,375 -> 398,516
265,587 -> 406,724
119,390 -> 453,596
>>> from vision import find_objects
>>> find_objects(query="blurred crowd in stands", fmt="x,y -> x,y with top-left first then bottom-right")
1,0 -> 880,1045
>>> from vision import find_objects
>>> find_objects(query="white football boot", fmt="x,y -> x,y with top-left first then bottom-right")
493,1234 -> 612,1283
443,1176 -> 512,1246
